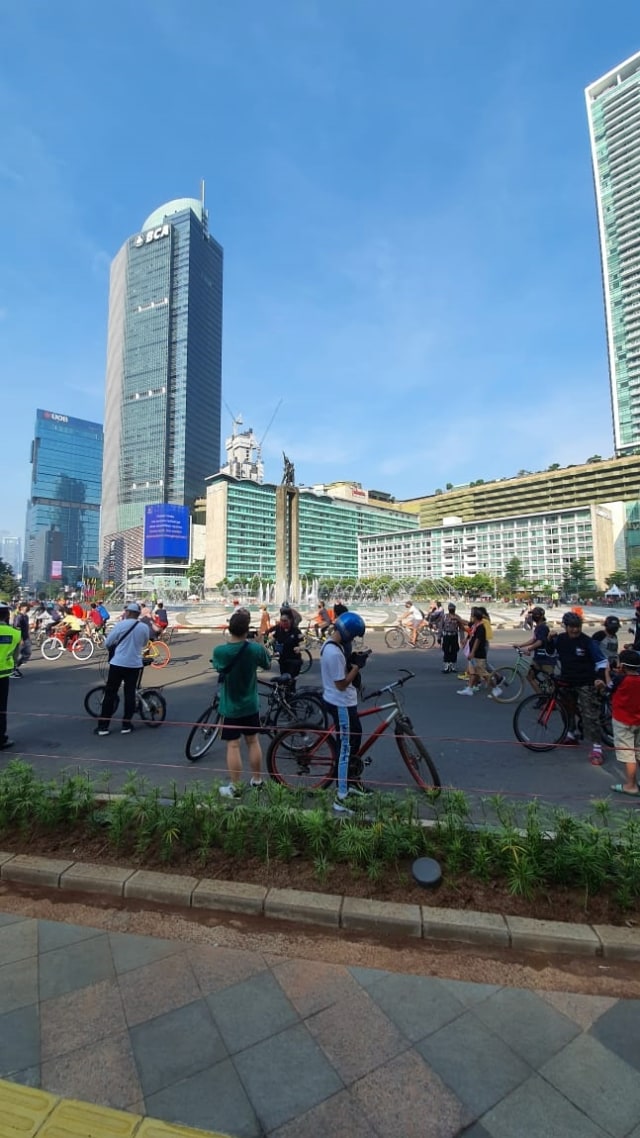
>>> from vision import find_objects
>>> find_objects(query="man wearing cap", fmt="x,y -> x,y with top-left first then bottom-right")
96,602 -> 150,736
0,604 -> 21,750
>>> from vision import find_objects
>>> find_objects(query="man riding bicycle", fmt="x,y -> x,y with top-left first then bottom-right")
513,606 -> 557,693
401,601 -> 425,647
547,611 -> 610,764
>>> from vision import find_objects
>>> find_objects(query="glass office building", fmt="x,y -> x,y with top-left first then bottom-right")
24,410 -> 103,588
586,52 -> 640,456
101,197 -> 223,565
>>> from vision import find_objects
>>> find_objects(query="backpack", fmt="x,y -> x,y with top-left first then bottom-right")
97,604 -> 110,621
481,618 -> 493,641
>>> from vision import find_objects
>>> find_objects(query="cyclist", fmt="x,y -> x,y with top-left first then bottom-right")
592,615 -> 620,666
547,611 -> 610,764
401,600 -> 425,647
59,610 -> 84,650
512,606 -> 557,694
280,601 -> 302,629
153,602 -> 169,635
320,611 -> 370,812
87,603 -> 106,637
313,602 -> 332,639
96,602 -> 150,736
268,611 -> 303,686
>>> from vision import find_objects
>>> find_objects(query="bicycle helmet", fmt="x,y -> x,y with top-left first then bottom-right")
604,615 -> 620,633
531,606 -> 545,620
334,612 -> 365,642
562,611 -> 582,628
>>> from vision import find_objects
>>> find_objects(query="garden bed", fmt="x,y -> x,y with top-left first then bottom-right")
1,761 -> 639,926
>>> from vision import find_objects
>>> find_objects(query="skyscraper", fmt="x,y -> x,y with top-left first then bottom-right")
101,196 -> 223,576
586,51 -> 640,457
24,410 -> 103,588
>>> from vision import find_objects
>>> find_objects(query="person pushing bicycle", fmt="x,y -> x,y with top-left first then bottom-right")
547,611 -> 610,764
320,611 -> 371,813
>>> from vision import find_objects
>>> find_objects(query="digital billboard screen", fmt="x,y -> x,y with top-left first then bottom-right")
144,505 -> 190,560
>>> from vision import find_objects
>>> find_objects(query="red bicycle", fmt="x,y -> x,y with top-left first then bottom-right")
265,669 -> 441,794
41,626 -> 94,661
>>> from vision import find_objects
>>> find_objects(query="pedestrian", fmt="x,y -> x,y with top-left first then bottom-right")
96,602 -> 150,736
258,605 -> 271,640
547,611 -> 609,764
441,603 -> 465,673
280,601 -> 302,628
212,608 -> 271,798
320,611 -> 370,812
429,600 -> 445,644
0,604 -> 21,750
458,608 -> 489,695
609,649 -> 640,797
12,602 -> 32,677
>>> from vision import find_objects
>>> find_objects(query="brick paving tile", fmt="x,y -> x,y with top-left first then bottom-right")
117,953 -> 200,1028
108,932 -> 184,975
268,1088 -> 378,1138
4,1066 -> 41,1089
129,999 -> 227,1097
352,1048 -> 467,1138
590,999 -> 640,1072
207,971 -> 299,1054
38,935 -> 115,1001
473,987 -> 580,1068
144,1058 -> 261,1138
38,919 -> 103,953
272,958 -> 362,1018
0,913 -> 28,927
0,956 -> 38,1016
479,1073 -> 609,1138
0,918 -> 37,964
0,1004 -> 40,1076
40,978 -> 127,1060
187,944 -> 268,996
540,1033 -> 640,1138
305,986 -> 408,1084
365,973 -> 466,1043
538,990 -> 617,1031
40,1030 -> 142,1111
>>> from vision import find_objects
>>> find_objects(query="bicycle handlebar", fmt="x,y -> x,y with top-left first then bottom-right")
363,669 -> 415,701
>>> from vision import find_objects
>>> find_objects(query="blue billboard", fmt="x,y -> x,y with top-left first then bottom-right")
144,505 -> 190,560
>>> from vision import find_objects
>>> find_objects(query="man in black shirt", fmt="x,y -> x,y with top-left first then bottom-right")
548,611 -> 609,764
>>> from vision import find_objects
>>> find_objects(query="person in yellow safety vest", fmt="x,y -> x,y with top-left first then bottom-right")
0,603 -> 21,750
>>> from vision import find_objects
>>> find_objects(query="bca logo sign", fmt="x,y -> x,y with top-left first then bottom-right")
134,224 -> 170,248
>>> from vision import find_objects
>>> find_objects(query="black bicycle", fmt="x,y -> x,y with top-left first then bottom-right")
513,679 -> 613,753
184,675 -> 328,761
84,673 -> 166,727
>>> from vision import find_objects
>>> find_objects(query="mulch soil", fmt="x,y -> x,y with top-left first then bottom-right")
1,825 -> 638,927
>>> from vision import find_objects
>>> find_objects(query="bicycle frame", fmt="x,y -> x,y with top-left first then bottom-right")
303,681 -> 408,763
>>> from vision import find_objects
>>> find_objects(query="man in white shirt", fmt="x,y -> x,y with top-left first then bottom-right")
96,602 -> 150,736
320,611 -> 369,812
401,600 -> 425,646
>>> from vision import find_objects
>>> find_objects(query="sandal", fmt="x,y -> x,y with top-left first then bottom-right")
610,784 -> 640,797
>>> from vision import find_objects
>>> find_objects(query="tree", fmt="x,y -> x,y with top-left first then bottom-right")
547,463 -> 560,471
445,482 -> 453,490
586,454 -> 602,463
605,571 -> 629,589
628,558 -> 640,588
0,558 -> 16,597
503,557 -> 523,592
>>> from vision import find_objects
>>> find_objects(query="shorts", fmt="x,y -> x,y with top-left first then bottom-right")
613,720 -> 640,765
220,712 -> 261,741
468,659 -> 488,676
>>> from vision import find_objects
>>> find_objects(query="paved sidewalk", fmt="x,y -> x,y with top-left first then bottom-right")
1,910 -> 640,1138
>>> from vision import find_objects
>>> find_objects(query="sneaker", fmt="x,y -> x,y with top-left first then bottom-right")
442,666 -> 449,673
333,794 -> 355,815
120,726 -> 134,734
563,733 -> 579,747
219,784 -> 242,799
590,746 -> 604,766
250,778 -> 264,788
457,687 -> 474,696
490,686 -> 503,699
10,669 -> 22,678
0,739 -> 15,750
348,781 -> 372,796
93,728 -> 110,737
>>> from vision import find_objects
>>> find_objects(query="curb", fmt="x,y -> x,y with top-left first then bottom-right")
1,852 -> 639,961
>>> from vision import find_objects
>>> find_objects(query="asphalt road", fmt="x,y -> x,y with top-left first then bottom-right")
4,627 -> 630,819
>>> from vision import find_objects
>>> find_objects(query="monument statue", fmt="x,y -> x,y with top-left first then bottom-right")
282,452 -> 295,487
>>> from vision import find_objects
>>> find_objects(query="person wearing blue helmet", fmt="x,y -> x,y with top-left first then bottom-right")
320,611 -> 370,812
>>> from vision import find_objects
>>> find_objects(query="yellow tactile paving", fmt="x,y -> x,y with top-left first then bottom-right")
0,1082 -> 233,1138
0,1081 -> 58,1137
37,1099 -> 141,1137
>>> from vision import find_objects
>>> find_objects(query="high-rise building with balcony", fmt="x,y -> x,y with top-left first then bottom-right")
586,51 -> 640,456
101,196 -> 223,577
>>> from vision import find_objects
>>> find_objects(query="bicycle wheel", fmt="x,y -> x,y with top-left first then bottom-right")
138,689 -> 167,727
489,666 -> 524,704
274,692 -> 328,731
148,640 -> 171,669
41,637 -> 64,660
298,649 -> 313,675
416,628 -> 436,649
185,705 -> 222,760
385,628 -> 404,649
71,636 -> 94,661
266,728 -> 337,791
600,698 -> 614,750
84,685 -> 119,718
395,725 -> 441,793
513,694 -> 568,752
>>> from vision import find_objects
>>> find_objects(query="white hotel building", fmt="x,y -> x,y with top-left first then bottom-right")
358,505 -> 618,589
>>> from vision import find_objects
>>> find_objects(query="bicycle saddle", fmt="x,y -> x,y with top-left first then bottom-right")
273,674 -> 293,684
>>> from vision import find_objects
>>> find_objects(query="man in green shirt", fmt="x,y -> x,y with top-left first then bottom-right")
212,608 -> 271,798
0,604 -> 21,750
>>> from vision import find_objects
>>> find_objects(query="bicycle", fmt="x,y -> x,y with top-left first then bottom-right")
41,628 -> 94,661
143,638 -> 171,669
484,648 -> 557,704
512,678 -> 614,752
384,623 -> 435,650
84,672 -> 167,726
266,669 -> 441,794
185,675 -> 328,761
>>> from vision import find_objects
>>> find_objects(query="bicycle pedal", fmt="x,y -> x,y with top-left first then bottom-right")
363,757 -> 372,766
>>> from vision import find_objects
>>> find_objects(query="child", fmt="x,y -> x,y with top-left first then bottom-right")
610,649 -> 640,797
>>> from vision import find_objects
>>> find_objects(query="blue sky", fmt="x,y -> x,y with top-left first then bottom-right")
1,1 -> 638,537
